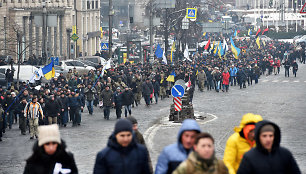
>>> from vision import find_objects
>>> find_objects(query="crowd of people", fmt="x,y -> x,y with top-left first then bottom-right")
0,36 -> 304,173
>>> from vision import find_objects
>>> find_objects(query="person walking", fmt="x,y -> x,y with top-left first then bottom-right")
68,91 -> 83,126
16,97 -> 27,135
121,87 -> 133,117
223,113 -> 263,174
93,119 -> 151,174
113,87 -> 123,119
142,78 -> 153,107
229,65 -> 238,86
152,79 -> 160,104
237,120 -> 301,174
283,59 -> 291,77
173,133 -> 228,174
24,96 -> 44,139
59,92 -> 69,127
222,68 -> 230,92
45,95 -> 61,125
24,124 -> 78,174
84,83 -> 97,115
292,60 -> 298,77
155,119 -> 201,174
100,85 -> 114,120
197,69 -> 207,92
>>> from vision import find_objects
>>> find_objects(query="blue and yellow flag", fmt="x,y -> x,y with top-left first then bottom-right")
233,30 -> 237,37
230,37 -> 241,59
42,60 -> 55,80
166,70 -> 176,82
170,41 -> 176,62
248,29 -> 252,36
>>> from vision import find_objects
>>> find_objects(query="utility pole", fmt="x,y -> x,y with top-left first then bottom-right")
149,0 -> 153,63
164,9 -> 169,59
42,1 -> 48,64
109,0 -> 113,60
17,31 -> 22,89
74,0 -> 78,59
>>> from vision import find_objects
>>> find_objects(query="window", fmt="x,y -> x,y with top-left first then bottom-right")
95,1 -> 98,8
87,1 -> 90,9
92,1 -> 94,9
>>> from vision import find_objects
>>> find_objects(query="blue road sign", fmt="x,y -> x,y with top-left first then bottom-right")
51,57 -> 59,66
101,43 -> 109,51
171,85 -> 185,98
186,8 -> 197,19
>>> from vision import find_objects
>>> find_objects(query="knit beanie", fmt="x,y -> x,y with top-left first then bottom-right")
114,119 -> 133,135
126,116 -> 138,125
38,124 -> 61,147
260,124 -> 275,134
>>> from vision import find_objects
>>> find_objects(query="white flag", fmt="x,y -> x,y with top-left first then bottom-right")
223,38 -> 228,52
184,44 -> 192,61
162,46 -> 167,65
29,68 -> 43,83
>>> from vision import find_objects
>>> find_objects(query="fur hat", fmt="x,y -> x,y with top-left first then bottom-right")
38,124 -> 61,147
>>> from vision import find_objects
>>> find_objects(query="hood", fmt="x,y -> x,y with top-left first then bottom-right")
254,120 -> 281,153
177,119 -> 201,143
234,113 -> 263,133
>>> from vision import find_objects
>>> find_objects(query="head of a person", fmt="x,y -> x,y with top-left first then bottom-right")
32,96 -> 38,103
126,116 -> 138,131
105,85 -> 110,91
114,119 -> 133,147
38,124 -> 61,156
50,95 -> 55,101
258,123 -> 275,152
194,133 -> 215,160
116,87 -> 121,92
178,119 -> 201,150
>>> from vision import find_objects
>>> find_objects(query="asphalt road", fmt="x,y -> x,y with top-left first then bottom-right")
0,64 -> 305,174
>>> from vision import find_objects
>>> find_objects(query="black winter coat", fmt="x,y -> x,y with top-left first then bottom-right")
93,133 -> 151,174
142,82 -> 153,95
121,90 -> 134,106
237,120 -> 301,174
24,140 -> 78,174
45,99 -> 61,117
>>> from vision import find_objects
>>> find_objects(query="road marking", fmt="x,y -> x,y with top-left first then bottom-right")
293,80 -> 299,83
262,80 -> 269,82
144,113 -> 219,157
304,81 -> 306,83
272,80 -> 279,83
282,80 -> 289,83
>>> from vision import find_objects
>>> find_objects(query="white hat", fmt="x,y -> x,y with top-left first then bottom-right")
38,124 -> 61,147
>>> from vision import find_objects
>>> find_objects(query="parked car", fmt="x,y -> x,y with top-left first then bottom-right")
59,59 -> 95,74
0,65 -> 39,82
295,35 -> 306,44
78,56 -> 107,65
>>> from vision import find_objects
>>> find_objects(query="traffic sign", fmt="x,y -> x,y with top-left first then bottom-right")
300,3 -> 306,13
174,97 -> 182,111
186,8 -> 197,19
51,57 -> 59,65
71,33 -> 79,41
171,85 -> 185,98
101,43 -> 109,51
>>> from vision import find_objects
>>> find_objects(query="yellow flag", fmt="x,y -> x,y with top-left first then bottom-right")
213,41 -> 219,55
256,37 -> 260,49
208,20 -> 213,22
100,27 -> 103,39
166,75 -> 175,82
170,41 -> 176,62
196,70 -> 198,76
203,32 -> 207,37
210,41 -> 215,52
262,40 -> 266,47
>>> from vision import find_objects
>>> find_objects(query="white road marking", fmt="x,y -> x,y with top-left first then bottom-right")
272,80 -> 279,83
293,80 -> 299,83
282,80 -> 289,83
304,81 -> 306,83
262,80 -> 269,82
144,113 -> 219,155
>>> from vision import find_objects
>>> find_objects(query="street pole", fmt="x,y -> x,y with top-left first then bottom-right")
149,0 -> 153,63
74,0 -> 77,59
42,1 -> 47,64
17,31 -> 22,89
109,0 -> 113,60
165,9 -> 169,60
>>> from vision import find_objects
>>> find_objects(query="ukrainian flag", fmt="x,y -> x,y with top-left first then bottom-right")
170,41 -> 176,62
42,60 -> 55,80
230,37 -> 241,59
166,70 -> 176,82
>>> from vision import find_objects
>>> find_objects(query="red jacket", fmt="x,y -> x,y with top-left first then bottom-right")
222,72 -> 230,85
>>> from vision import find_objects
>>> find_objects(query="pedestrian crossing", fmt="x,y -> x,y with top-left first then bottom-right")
261,79 -> 306,83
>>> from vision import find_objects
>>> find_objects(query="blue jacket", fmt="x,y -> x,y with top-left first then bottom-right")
67,94 -> 83,108
155,119 -> 201,174
229,67 -> 238,77
94,133 -> 151,174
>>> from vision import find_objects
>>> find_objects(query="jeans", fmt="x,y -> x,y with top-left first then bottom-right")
144,94 -> 151,105
70,106 -> 80,125
222,84 -> 229,92
115,105 -> 122,119
207,80 -> 214,90
124,105 -> 131,117
86,100 -> 93,114
215,81 -> 221,92
254,75 -> 259,84
7,110 -> 14,128
230,76 -> 236,86
104,106 -> 111,119
61,110 -> 68,125
154,92 -> 159,103
285,68 -> 289,77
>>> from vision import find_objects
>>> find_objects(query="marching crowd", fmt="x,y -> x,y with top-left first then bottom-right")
0,37 -> 304,173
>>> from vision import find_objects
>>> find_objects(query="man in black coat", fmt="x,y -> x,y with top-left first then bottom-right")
93,119 -> 151,174
45,95 -> 61,125
237,120 -> 301,174
121,87 -> 134,117
142,79 -> 153,107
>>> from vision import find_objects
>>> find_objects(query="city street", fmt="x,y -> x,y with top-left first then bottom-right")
0,64 -> 306,174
